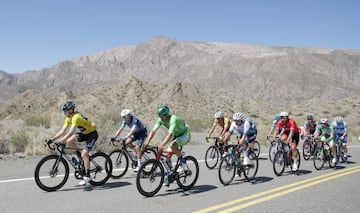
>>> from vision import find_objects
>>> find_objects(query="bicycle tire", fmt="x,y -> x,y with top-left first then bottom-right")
34,155 -> 69,192
273,151 -> 285,176
268,142 -> 277,162
205,145 -> 220,169
290,148 -> 301,172
136,159 -> 165,197
218,154 -> 236,185
243,151 -> 258,180
141,147 -> 157,162
252,141 -> 260,157
176,155 -> 199,190
109,149 -> 129,179
89,152 -> 112,186
313,148 -> 325,170
302,140 -> 311,161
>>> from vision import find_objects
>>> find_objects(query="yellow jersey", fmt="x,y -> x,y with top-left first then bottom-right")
63,112 -> 96,134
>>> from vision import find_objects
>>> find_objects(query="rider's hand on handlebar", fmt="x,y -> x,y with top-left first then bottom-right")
110,137 -> 116,142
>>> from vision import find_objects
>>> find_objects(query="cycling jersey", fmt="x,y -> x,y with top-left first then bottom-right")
304,120 -> 318,135
316,124 -> 334,141
120,116 -> 146,133
153,114 -> 189,138
332,121 -> 347,143
276,118 -> 299,134
212,117 -> 231,129
229,120 -> 250,137
63,112 -> 96,134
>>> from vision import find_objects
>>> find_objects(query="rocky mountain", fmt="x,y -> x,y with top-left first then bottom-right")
1,35 -> 360,105
1,35 -> 360,154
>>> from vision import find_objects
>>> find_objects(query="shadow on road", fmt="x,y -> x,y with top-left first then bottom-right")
150,184 -> 217,197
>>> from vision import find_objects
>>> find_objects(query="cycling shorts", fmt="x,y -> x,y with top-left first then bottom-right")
281,132 -> 300,146
130,129 -> 148,146
75,130 -> 98,151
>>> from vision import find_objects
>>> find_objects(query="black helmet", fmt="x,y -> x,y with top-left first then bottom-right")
62,101 -> 76,112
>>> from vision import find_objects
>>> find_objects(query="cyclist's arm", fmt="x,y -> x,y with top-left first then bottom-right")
144,129 -> 156,147
51,127 -> 67,141
158,133 -> 173,153
124,126 -> 137,139
59,127 -> 76,143
112,126 -> 124,139
208,126 -> 216,137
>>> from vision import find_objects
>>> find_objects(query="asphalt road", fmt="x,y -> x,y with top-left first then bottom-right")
1,139 -> 360,213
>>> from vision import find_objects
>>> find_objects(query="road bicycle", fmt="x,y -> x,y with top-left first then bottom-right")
136,147 -> 199,197
335,137 -> 347,163
108,139 -> 157,178
313,139 -> 336,170
218,144 -> 258,185
34,140 -> 112,192
204,137 -> 226,169
302,135 -> 317,160
268,135 -> 282,162
273,142 -> 300,176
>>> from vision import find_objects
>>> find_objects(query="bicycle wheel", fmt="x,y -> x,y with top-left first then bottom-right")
34,155 -> 69,192
89,152 -> 112,186
290,148 -> 301,172
268,142 -> 277,162
218,154 -> 236,185
136,159 -> 165,197
243,151 -> 258,180
313,148 -> 325,170
141,147 -> 157,162
205,145 -> 220,169
252,141 -> 260,157
302,140 -> 311,160
177,155 -> 199,190
273,151 -> 285,176
327,145 -> 336,168
109,149 -> 129,179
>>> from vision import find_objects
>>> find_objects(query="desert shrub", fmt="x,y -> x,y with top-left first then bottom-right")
10,131 -> 29,152
24,114 -> 51,128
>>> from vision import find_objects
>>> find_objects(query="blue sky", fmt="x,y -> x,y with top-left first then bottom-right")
1,0 -> 359,73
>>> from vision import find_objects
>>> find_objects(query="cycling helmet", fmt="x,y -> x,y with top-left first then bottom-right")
274,114 -> 280,120
62,101 -> 76,112
121,109 -> 131,117
320,118 -> 328,125
158,105 -> 170,117
246,117 -> 253,124
232,113 -> 244,121
320,136 -> 326,142
214,111 -> 224,119
306,114 -> 314,120
335,116 -> 343,123
280,111 -> 289,117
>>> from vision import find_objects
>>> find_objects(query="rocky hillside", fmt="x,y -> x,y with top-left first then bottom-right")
1,35 -> 360,154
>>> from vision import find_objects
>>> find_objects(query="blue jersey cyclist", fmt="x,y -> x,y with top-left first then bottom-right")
111,109 -> 148,172
332,116 -> 348,160
267,114 -> 281,139
304,114 -> 318,137
222,113 -> 252,165
144,105 -> 191,186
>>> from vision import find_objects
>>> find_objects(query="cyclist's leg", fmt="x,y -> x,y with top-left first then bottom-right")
291,133 -> 299,158
171,129 -> 191,167
329,139 -> 337,162
79,131 -> 98,174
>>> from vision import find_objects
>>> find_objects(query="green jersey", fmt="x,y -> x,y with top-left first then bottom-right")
317,124 -> 335,141
153,114 -> 188,137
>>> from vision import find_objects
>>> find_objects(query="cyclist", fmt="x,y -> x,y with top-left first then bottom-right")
207,111 -> 231,141
111,109 -> 148,172
47,101 -> 98,188
273,111 -> 300,171
303,114 -> 318,138
222,113 -> 252,165
246,117 -> 258,152
314,118 -> 336,163
267,114 -> 281,139
143,105 -> 191,186
332,116 -> 348,161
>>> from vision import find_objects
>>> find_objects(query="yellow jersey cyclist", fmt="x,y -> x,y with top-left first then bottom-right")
111,109 -> 148,172
144,105 -> 191,186
207,111 -> 231,141
47,101 -> 98,187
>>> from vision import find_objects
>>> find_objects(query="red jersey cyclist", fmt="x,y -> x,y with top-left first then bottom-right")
273,111 -> 300,171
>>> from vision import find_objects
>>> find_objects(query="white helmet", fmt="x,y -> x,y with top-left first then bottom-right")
335,116 -> 343,123
214,111 -> 224,119
232,113 -> 244,121
280,111 -> 289,117
121,109 -> 132,117
321,136 -> 326,142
